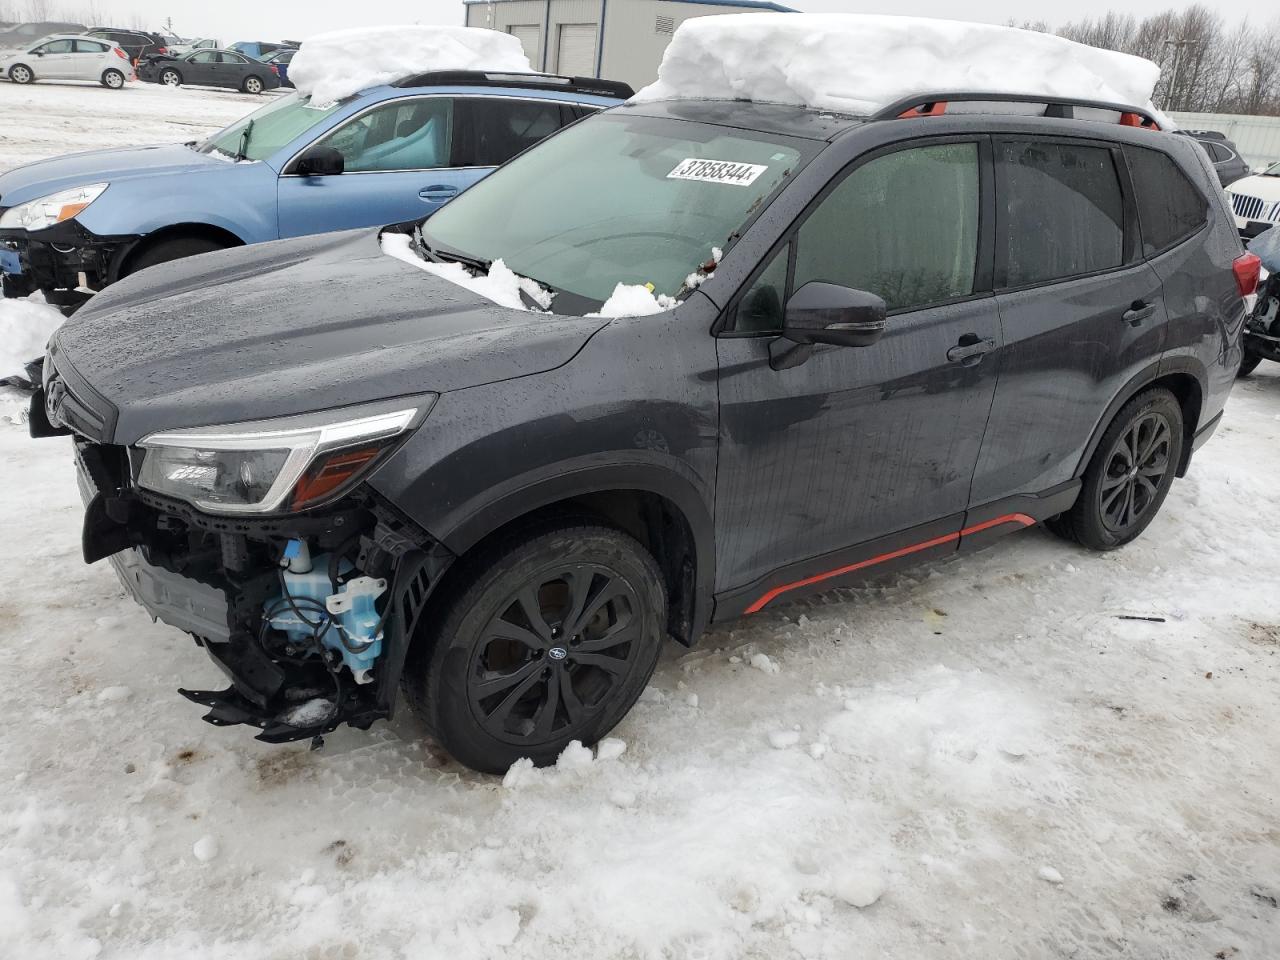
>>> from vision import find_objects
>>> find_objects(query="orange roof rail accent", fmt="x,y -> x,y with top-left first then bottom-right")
898,101 -> 948,118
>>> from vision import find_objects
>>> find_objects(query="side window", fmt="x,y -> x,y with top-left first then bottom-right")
454,98 -> 567,167
1124,145 -> 1208,257
189,51 -> 217,63
794,143 -> 980,311
736,245 -> 790,333
222,53 -> 248,64
74,40 -> 109,53
37,39 -> 74,53
999,141 -> 1124,287
313,99 -> 453,173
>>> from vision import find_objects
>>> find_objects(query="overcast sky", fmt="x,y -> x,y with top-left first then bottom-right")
102,0 -> 1208,44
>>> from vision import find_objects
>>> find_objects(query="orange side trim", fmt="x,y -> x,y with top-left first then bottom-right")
744,513 -> 1035,613
898,101 -> 948,119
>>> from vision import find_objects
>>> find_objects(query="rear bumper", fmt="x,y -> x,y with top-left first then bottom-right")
0,221 -> 139,299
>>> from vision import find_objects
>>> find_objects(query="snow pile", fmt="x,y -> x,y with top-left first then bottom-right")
635,14 -> 1167,126
0,293 -> 62,380
590,283 -> 678,318
381,232 -> 552,311
291,26 -> 533,107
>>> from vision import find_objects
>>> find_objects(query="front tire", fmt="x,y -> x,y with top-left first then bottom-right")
406,523 -> 667,774
243,75 -> 263,94
1238,350 -> 1263,378
159,68 -> 181,87
9,64 -> 33,84
1047,388 -> 1184,551
101,68 -> 125,89
123,235 -> 229,277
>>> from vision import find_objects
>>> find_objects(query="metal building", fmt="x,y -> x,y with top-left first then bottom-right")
462,0 -> 795,90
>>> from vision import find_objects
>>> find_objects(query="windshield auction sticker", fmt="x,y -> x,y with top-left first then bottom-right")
667,158 -> 768,186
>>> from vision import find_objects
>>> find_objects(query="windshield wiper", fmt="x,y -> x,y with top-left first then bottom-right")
414,225 -> 490,272
233,119 -> 255,162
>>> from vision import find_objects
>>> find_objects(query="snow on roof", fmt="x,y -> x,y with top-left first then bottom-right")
290,26 -> 533,107
633,14 -> 1166,124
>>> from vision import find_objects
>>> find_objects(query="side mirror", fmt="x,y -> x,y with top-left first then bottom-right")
770,282 -> 886,370
295,146 -> 344,177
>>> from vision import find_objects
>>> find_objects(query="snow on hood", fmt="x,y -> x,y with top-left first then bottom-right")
290,25 -> 534,107
633,14 -> 1170,128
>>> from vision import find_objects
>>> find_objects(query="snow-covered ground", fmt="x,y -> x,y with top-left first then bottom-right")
3,82 -> 1280,960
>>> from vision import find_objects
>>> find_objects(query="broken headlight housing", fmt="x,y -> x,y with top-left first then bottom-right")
135,397 -> 434,515
0,183 -> 108,231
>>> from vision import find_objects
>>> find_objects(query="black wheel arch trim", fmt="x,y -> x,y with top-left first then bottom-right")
1074,356 -> 1208,481
430,459 -> 716,646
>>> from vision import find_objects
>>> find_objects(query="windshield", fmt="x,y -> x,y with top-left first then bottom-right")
1263,161 -> 1280,177
420,111 -> 814,304
197,93 -> 341,162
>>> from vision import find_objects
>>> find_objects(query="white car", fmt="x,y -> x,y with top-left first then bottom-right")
1,34 -> 136,88
1226,161 -> 1280,237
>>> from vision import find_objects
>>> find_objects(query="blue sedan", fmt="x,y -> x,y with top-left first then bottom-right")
0,72 -> 629,304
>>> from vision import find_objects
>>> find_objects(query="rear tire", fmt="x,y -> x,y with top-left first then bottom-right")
124,236 -> 229,277
405,523 -> 667,775
1047,388 -> 1184,551
101,68 -> 125,89
243,75 -> 263,94
1237,350 -> 1263,378
160,68 -> 181,87
9,64 -> 33,84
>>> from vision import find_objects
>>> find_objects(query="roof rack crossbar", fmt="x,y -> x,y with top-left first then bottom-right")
872,92 -> 1161,130
392,70 -> 633,99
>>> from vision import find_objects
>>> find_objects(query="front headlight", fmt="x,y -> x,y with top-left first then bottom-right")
0,183 -> 108,231
136,397 -> 434,515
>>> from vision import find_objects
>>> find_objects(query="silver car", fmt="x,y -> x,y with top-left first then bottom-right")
1,34 -> 136,88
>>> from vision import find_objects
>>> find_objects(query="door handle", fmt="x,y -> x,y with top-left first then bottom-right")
420,185 -> 459,202
1122,301 -> 1157,326
946,335 -> 995,364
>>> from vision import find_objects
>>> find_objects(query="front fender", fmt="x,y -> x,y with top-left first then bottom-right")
76,164 -> 279,244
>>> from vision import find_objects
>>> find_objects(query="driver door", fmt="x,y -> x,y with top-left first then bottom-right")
32,38 -> 76,79
713,139 -> 1003,605
181,50 -> 217,84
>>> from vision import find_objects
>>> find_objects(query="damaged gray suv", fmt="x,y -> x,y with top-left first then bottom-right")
32,92 -> 1257,773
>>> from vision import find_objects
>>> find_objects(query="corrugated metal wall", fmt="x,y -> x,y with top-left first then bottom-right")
464,1 -> 780,89
1170,112 -> 1280,170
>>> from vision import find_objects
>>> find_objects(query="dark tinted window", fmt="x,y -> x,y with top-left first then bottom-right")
1126,146 -> 1209,256
453,98 -> 569,167
999,141 -> 1123,287
795,143 -> 980,311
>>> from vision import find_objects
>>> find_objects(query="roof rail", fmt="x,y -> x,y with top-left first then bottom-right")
872,92 -> 1162,131
392,70 -> 634,99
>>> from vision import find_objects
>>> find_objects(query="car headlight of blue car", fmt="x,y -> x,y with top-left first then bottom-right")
0,182 -> 108,231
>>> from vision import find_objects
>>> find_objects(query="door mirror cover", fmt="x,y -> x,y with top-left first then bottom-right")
295,146 -> 345,177
782,281 -> 887,348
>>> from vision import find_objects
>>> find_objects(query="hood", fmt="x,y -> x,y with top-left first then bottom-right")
1229,173 -> 1280,202
52,229 -> 607,444
0,144 -> 229,207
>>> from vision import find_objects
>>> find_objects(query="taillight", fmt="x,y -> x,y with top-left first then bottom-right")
1233,252 -> 1262,298
270,65 -> 279,76
113,47 -> 128,59
156,46 -> 167,54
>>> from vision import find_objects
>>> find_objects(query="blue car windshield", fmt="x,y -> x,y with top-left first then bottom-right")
198,94 -> 341,162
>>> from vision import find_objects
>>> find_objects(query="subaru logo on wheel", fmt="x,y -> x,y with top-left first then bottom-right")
548,646 -> 567,661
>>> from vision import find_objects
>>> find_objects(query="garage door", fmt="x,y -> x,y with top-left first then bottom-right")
556,23 -> 597,77
508,24 -> 540,64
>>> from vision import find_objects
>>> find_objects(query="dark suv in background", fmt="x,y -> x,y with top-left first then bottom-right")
1183,129 -> 1250,186
32,91 -> 1258,773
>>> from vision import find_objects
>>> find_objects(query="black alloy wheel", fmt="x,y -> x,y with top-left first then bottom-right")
1097,409 -> 1173,536
406,523 -> 666,774
1046,387 -> 1184,551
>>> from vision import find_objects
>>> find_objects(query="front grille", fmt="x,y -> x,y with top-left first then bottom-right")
1230,192 -> 1280,224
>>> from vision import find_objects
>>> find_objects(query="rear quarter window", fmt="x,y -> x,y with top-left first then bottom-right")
1124,145 -> 1208,257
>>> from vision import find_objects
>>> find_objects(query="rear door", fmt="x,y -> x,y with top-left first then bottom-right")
970,136 -> 1168,507
71,39 -> 110,81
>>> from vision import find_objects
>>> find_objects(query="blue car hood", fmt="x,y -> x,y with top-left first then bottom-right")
0,144 -> 230,206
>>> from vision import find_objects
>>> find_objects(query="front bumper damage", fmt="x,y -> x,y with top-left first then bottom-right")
32,381 -> 453,744
0,220 -> 140,305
